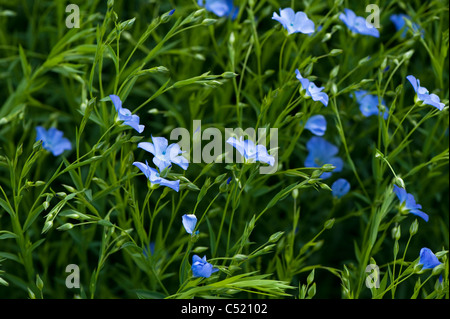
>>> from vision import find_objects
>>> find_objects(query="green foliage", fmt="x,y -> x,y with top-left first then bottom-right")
0,0 -> 448,299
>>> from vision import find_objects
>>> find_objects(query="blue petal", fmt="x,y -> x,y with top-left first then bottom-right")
182,214 -> 198,235
109,94 -> 122,111
226,136 -> 245,157
419,248 -> 442,269
305,115 -> 327,136
158,177 -> 180,192
410,209 -> 429,222
152,156 -> 172,173
138,142 -> 156,156
406,75 -> 419,94
151,136 -> 169,157
331,178 -> 351,198
255,145 -> 275,166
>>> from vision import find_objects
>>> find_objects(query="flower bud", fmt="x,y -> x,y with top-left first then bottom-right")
324,218 -> 335,230
409,219 -> 419,236
57,223 -> 74,231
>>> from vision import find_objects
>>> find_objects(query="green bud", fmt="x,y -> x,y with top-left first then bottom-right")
307,269 -> 315,285
432,263 -> 444,276
329,49 -> 343,56
394,177 -> 405,189
41,220 -> 53,234
321,33 -> 332,42
374,149 -> 384,158
161,9 -> 175,23
321,164 -> 336,172
268,231 -> 284,243
260,244 -> 276,254
62,184 -> 77,193
324,218 -> 335,230
219,180 -> 230,193
192,246 -> 209,254
307,283 -> 316,298
409,219 -> 419,236
403,50 -> 415,60
193,8 -> 205,17
28,287 -> 36,299
33,140 -> 42,151
393,241 -> 399,256
17,144 -> 23,157
57,223 -> 74,231
292,188 -> 299,199
36,275 -> 44,291
221,71 -> 238,79
214,173 -> 227,184
201,18 -> 217,26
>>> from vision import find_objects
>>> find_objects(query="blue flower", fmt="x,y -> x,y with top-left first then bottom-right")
272,8 -> 315,35
332,178 -> 351,198
352,90 -> 389,119
419,248 -> 443,283
406,75 -> 445,111
198,0 -> 238,20
296,70 -> 329,107
390,14 -> 423,38
339,8 -> 379,38
109,95 -> 145,133
191,255 -> 219,278
304,137 -> 343,179
419,248 -> 442,270
35,126 -> 72,156
226,136 -> 275,166
182,214 -> 199,235
133,160 -> 180,192
138,136 -> 189,173
393,185 -> 429,222
304,115 -> 327,136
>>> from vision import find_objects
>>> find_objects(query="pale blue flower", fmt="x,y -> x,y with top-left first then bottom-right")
339,8 -> 379,38
35,126 -> 72,156
304,115 -> 327,136
296,69 -> 329,107
304,137 -> 343,179
272,8 -> 315,35
198,0 -> 238,20
191,255 -> 219,278
138,136 -> 189,173
182,214 -> 198,235
406,75 -> 445,111
109,95 -> 145,133
332,178 -> 350,198
133,160 -> 180,192
353,90 -> 389,119
393,185 -> 428,222
390,14 -> 423,38
226,136 -> 275,166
